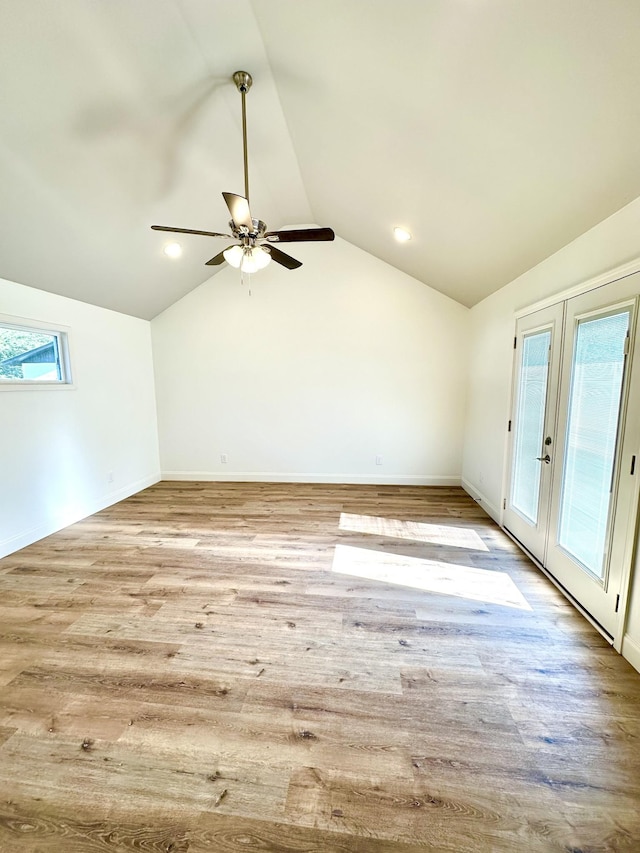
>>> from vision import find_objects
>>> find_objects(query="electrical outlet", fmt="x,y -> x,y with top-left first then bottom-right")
107,471 -> 114,484
375,455 -> 383,465
220,454 -> 228,464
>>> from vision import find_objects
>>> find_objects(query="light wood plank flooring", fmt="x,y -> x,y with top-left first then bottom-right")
0,482 -> 639,852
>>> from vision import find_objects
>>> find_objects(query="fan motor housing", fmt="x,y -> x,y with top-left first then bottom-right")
230,218 -> 266,240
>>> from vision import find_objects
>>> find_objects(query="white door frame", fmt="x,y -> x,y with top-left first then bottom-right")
501,257 -> 640,653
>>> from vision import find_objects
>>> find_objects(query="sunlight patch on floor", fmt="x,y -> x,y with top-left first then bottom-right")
339,513 -> 489,551
332,544 -> 531,610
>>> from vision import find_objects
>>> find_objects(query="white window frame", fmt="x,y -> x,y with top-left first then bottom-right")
0,314 -> 74,390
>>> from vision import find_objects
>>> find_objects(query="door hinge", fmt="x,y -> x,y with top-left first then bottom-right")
503,498 -> 506,510
514,336 -> 517,349
508,419 -> 512,432
615,594 -> 620,613
631,455 -> 636,476
624,331 -> 630,355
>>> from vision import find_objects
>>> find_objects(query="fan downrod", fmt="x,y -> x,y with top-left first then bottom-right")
232,71 -> 252,201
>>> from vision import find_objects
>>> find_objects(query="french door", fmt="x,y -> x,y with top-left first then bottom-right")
505,276 -> 639,639
503,304 -> 563,559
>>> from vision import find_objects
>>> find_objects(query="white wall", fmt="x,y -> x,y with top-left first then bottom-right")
461,196 -> 640,670
462,196 -> 640,519
0,277 -> 160,558
152,237 -> 469,485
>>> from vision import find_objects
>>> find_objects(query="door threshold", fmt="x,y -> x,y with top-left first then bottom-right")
503,526 -> 614,645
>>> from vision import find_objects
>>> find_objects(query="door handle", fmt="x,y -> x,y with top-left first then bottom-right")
536,454 -> 551,463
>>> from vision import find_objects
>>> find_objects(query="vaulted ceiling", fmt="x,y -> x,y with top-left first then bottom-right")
2,1 -> 640,319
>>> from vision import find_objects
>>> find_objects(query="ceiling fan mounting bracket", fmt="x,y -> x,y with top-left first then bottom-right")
233,71 -> 253,94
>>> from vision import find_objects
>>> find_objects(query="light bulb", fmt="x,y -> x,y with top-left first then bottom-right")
164,242 -> 182,258
240,246 -> 271,273
393,226 -> 412,242
223,245 -> 244,268
253,247 -> 272,270
240,249 -> 259,274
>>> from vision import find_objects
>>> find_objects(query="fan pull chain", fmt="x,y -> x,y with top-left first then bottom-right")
240,268 -> 252,296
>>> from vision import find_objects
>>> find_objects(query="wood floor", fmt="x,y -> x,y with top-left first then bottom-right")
1,482 -> 639,852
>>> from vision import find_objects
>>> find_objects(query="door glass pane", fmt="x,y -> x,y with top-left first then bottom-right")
558,310 -> 630,577
511,330 -> 551,524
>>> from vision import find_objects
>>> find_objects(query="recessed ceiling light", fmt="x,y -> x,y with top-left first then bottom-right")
164,242 -> 182,259
393,227 -> 412,242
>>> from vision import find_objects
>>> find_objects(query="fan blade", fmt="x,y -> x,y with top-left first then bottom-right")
205,248 -> 234,266
222,192 -> 253,231
151,225 -> 231,238
268,246 -> 302,270
266,227 -> 335,243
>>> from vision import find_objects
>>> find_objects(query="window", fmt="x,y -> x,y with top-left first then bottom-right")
0,317 -> 72,386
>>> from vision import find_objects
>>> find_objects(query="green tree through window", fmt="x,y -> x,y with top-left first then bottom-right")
0,326 -> 60,381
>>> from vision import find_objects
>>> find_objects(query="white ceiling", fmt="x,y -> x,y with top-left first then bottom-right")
2,0 -> 640,318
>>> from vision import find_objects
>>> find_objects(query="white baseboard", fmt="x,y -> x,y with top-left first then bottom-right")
621,634 -> 640,675
0,472 -> 161,559
461,478 -> 501,523
161,470 -> 462,487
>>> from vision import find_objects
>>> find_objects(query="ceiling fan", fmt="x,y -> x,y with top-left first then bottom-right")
151,71 -> 335,273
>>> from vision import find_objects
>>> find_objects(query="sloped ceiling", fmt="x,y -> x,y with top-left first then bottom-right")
2,1 -> 640,319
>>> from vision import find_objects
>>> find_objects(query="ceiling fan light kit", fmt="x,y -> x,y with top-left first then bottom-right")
224,244 -> 271,272
151,71 -> 335,276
